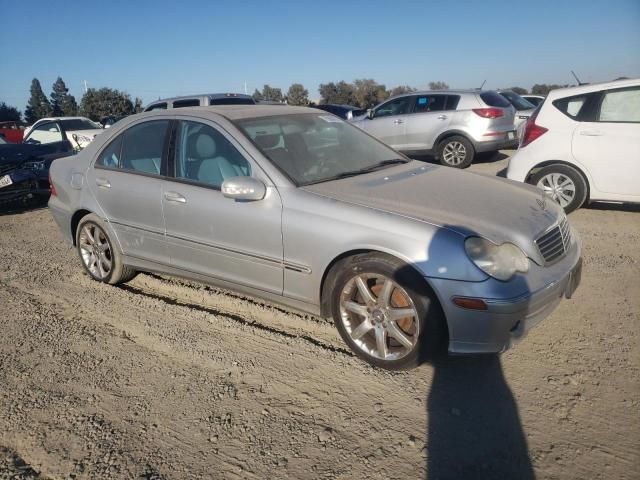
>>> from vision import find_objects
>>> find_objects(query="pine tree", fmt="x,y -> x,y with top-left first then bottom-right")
50,77 -> 78,116
24,78 -> 51,124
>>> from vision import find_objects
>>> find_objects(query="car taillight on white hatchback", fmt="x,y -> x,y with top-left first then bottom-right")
520,110 -> 548,147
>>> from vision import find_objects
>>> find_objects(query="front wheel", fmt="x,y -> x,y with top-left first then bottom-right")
436,136 -> 475,168
530,164 -> 587,213
76,213 -> 136,284
328,253 -> 445,370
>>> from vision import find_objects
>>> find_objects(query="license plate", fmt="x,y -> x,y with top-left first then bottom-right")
565,258 -> 582,299
507,131 -> 515,140
0,175 -> 12,188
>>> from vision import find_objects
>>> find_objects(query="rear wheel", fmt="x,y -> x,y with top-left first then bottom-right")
437,136 -> 474,168
328,253 -> 445,370
530,164 -> 587,213
76,213 -> 136,284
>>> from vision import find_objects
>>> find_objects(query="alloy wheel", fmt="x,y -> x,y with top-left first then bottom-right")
442,141 -> 467,166
339,273 -> 420,361
537,173 -> 576,208
78,223 -> 113,280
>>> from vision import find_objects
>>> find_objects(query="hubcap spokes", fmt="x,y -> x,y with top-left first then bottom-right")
443,142 -> 466,165
537,173 -> 575,208
79,224 -> 112,279
340,274 -> 419,361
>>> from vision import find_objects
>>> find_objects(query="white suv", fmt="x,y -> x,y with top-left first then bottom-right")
507,79 -> 640,213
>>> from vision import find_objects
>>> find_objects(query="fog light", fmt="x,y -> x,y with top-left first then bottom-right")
452,297 -> 488,310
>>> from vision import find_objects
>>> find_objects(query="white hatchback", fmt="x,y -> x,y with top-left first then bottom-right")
507,79 -> 640,213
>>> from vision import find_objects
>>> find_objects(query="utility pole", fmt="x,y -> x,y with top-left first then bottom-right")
83,80 -> 88,93
244,81 -> 248,95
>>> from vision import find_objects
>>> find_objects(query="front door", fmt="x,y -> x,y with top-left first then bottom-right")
572,86 -> 640,197
88,119 -> 170,263
163,119 -> 284,294
361,96 -> 412,149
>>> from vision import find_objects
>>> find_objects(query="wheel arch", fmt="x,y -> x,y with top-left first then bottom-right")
70,209 -> 93,246
434,129 -> 475,149
525,160 -> 591,201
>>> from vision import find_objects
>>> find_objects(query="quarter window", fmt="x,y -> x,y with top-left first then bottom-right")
553,94 -> 589,120
96,135 -> 123,168
145,102 -> 167,111
174,121 -> 250,189
374,97 -> 412,118
598,87 -> 640,123
120,121 -> 169,175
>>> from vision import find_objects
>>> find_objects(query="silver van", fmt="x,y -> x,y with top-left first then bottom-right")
351,90 -> 518,168
143,93 -> 255,112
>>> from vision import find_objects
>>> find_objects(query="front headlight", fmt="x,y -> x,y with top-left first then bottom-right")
464,237 -> 529,281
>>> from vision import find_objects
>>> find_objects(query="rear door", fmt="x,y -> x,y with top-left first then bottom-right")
402,94 -> 452,150
87,119 -> 171,263
360,96 -> 412,149
572,86 -> 640,196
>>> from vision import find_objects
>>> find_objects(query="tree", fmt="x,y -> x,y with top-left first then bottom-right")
353,79 -> 388,108
0,102 -> 21,122
286,83 -> 309,106
50,77 -> 78,116
318,81 -> 356,105
428,81 -> 449,90
510,86 -> 528,95
24,78 -> 51,124
134,97 -> 144,113
388,85 -> 416,97
531,83 -> 563,96
261,84 -> 283,102
252,89 -> 264,101
79,87 -> 135,121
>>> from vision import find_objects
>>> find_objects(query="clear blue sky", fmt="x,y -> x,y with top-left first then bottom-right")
1,0 -> 639,111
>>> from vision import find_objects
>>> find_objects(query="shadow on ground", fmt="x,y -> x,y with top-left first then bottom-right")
424,355 -> 535,480
0,200 -> 48,217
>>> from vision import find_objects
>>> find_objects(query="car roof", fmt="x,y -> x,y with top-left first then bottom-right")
146,93 -> 253,104
136,105 -> 320,121
34,116 -> 93,123
546,78 -> 639,100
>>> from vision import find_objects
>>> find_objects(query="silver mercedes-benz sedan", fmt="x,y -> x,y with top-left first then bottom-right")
48,106 -> 582,370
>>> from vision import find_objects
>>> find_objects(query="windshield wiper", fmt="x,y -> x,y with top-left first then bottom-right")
305,159 -> 409,185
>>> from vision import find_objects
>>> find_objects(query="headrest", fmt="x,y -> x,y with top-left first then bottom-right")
195,133 -> 217,158
254,133 -> 281,150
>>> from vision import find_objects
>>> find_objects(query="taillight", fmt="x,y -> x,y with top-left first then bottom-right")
520,110 -> 548,147
472,108 -> 504,119
49,173 -> 57,196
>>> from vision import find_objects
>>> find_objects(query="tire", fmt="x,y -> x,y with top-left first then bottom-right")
436,135 -> 475,168
75,213 -> 136,285
530,164 -> 588,214
327,253 -> 446,370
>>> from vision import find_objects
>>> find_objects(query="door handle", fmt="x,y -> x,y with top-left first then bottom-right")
437,115 -> 448,120
164,191 -> 187,204
393,119 -> 404,124
579,130 -> 604,136
95,178 -> 111,189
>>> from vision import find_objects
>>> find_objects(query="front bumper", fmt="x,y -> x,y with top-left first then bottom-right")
430,238 -> 582,354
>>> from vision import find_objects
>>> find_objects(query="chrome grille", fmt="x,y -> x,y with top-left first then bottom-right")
535,217 -> 571,264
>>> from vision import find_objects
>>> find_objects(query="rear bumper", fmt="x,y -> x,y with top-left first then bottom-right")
474,136 -> 519,153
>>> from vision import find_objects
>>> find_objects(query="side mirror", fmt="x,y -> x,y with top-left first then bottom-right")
221,176 -> 266,201
367,109 -> 374,120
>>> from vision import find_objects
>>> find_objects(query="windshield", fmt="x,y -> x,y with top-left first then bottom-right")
236,113 -> 407,186
59,119 -> 102,130
500,91 -> 535,111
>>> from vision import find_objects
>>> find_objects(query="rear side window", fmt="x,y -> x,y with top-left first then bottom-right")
413,95 -> 446,113
172,99 -> 201,108
598,87 -> 640,123
96,135 -> 123,168
120,121 -> 169,175
208,97 -> 255,105
480,92 -> 511,108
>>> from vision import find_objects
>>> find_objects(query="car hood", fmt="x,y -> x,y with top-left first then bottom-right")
302,162 -> 563,262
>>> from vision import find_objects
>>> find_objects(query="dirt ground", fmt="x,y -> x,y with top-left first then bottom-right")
1,154 -> 638,479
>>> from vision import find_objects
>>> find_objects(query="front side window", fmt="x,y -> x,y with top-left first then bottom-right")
412,95 -> 446,113
120,120 -> 169,175
236,113 -> 406,186
598,87 -> 640,123
374,97 -> 412,118
174,121 -> 250,188
26,122 -> 63,144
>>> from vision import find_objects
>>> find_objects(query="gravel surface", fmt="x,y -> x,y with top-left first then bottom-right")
1,154 -> 638,479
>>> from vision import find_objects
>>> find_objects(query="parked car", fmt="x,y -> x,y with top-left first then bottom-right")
351,90 -> 518,168
49,106 -> 581,370
312,104 -> 367,120
143,93 -> 255,111
100,115 -> 126,128
0,121 -> 24,143
23,117 -> 103,150
507,78 -> 640,213
522,95 -> 545,107
498,90 -> 537,138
